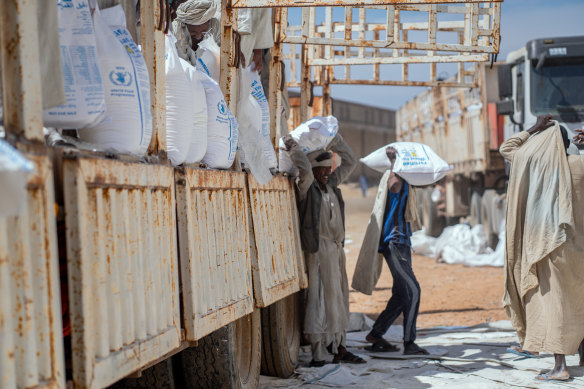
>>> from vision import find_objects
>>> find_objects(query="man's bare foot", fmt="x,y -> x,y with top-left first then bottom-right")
536,371 -> 570,382
537,354 -> 570,381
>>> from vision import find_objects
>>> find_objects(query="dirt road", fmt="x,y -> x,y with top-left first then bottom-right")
341,183 -> 507,328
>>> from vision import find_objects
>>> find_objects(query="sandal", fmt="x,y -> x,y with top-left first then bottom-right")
507,346 -> 538,359
403,342 -> 429,355
365,338 -> 400,352
333,350 -> 366,364
310,359 -> 326,367
536,373 -> 570,382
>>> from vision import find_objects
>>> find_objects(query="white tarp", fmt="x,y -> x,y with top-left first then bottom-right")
260,318 -> 584,389
411,223 -> 505,267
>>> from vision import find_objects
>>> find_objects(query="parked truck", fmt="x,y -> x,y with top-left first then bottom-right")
397,36 -> 584,246
0,2 -> 304,389
1,1 -> 503,388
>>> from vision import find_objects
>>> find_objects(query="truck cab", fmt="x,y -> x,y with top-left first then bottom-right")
498,36 -> 584,153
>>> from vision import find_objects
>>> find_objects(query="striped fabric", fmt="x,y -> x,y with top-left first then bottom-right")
379,183 -> 412,250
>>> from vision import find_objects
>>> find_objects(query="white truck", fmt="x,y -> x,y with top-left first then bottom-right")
397,36 -> 584,245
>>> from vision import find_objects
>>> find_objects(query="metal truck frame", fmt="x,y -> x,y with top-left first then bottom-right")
1,1 -> 503,388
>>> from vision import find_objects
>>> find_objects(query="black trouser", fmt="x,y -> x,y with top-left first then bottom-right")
369,244 -> 420,344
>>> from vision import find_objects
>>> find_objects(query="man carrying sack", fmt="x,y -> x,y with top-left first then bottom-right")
282,133 -> 364,366
352,147 -> 428,355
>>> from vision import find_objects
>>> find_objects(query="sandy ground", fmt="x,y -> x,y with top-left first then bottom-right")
341,183 -> 508,328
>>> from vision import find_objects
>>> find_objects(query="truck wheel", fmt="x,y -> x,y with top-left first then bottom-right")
469,192 -> 483,227
422,187 -> 445,237
481,190 -> 498,249
110,359 -> 176,389
178,310 -> 261,389
261,293 -> 301,378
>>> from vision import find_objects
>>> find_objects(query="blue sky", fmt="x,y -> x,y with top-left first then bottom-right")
287,0 -> 584,111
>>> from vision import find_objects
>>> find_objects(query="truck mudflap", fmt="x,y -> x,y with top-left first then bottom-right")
0,154 -> 65,389
63,157 -> 181,389
247,175 -> 307,308
175,168 -> 255,342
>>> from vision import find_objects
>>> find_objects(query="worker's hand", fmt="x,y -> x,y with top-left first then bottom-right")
252,49 -> 263,73
573,129 -> 584,145
528,114 -> 554,135
282,134 -> 298,151
385,146 -> 398,167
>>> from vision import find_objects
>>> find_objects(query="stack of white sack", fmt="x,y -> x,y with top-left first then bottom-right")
165,34 -> 193,165
249,70 -> 277,169
77,4 -> 152,155
411,223 -> 505,267
43,0 -> 106,128
0,140 -> 35,217
361,142 -> 452,186
199,73 -> 239,169
180,60 -> 208,164
196,36 -> 220,82
278,116 -> 339,175
237,67 -> 276,184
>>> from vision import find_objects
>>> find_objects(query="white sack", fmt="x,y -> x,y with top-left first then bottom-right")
249,70 -> 277,169
180,59 -> 208,164
278,115 -> 339,174
196,36 -> 220,82
164,35 -> 192,165
199,73 -> 238,169
361,142 -> 452,186
0,140 -> 35,217
237,68 -> 272,185
411,223 -> 504,267
43,0 -> 106,128
78,5 -> 152,155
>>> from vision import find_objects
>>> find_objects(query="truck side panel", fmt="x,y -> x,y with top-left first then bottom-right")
176,169 -> 255,342
0,154 -> 64,389
64,157 -> 180,389
247,176 -> 302,307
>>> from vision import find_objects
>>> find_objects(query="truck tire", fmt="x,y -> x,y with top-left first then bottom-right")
422,187 -> 445,237
261,293 -> 301,378
469,192 -> 483,227
177,310 -> 261,389
110,359 -> 176,389
481,190 -> 499,249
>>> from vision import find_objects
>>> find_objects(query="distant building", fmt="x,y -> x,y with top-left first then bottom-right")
288,93 -> 395,183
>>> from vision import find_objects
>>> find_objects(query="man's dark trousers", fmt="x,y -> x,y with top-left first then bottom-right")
369,244 -> 420,344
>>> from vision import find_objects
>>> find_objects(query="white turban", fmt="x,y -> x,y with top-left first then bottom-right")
307,150 -> 333,168
176,0 -> 217,25
172,0 -> 220,65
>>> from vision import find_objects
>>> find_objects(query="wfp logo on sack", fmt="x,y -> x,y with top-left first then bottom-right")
109,71 -> 133,87
217,100 -> 228,116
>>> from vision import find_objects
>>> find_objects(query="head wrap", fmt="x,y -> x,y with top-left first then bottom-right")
307,150 -> 333,168
176,0 -> 217,25
171,0 -> 220,65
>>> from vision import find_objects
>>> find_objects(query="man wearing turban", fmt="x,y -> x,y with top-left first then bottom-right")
171,0 -> 272,72
281,133 -> 364,366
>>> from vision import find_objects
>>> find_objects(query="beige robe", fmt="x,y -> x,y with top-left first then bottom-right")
352,170 -> 421,295
289,134 -> 356,361
304,187 -> 350,361
500,125 -> 584,354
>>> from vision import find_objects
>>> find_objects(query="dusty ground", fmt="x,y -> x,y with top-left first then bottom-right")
341,183 -> 507,328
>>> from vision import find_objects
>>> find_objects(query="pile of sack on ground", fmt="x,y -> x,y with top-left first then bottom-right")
39,0 -> 276,184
